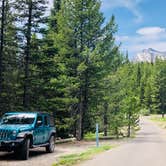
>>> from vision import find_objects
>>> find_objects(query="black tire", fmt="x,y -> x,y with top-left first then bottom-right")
14,148 -> 21,158
46,135 -> 55,153
20,138 -> 30,160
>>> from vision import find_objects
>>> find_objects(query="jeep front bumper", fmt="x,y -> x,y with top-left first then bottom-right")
0,139 -> 24,152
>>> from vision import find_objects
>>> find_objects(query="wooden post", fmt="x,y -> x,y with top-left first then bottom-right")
96,123 -> 99,147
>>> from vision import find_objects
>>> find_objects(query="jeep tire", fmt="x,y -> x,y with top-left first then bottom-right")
14,148 -> 20,157
46,135 -> 55,153
20,138 -> 30,160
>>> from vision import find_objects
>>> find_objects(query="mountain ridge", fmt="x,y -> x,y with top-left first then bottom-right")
134,48 -> 166,63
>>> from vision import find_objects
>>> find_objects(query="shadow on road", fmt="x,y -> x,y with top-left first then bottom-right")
0,148 -> 53,161
127,133 -> 166,144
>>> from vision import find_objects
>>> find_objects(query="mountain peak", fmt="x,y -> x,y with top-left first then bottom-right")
134,48 -> 166,63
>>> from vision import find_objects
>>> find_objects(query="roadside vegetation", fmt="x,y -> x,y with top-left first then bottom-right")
151,116 -> 166,122
84,132 -> 121,141
151,115 -> 166,128
53,145 -> 113,166
0,0 -> 165,141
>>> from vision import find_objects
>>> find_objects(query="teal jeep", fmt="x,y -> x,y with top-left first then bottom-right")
0,112 -> 56,160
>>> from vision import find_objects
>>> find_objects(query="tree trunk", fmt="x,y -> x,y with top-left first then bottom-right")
162,101 -> 165,118
0,0 -> 5,107
82,63 -> 89,138
23,0 -> 32,111
127,111 -> 131,137
76,93 -> 83,141
115,127 -> 119,139
162,113 -> 164,118
103,102 -> 108,136
76,0 -> 84,141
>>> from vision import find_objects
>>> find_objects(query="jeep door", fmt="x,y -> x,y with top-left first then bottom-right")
43,115 -> 50,143
33,115 -> 45,144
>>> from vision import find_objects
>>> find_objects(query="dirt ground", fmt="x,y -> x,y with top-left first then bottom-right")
0,139 -> 128,166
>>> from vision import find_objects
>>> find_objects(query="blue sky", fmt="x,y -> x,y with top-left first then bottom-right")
101,0 -> 166,58
48,0 -> 166,58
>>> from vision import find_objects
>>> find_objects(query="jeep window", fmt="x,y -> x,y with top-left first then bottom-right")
1,114 -> 35,125
44,116 -> 49,126
50,116 -> 55,127
36,115 -> 43,127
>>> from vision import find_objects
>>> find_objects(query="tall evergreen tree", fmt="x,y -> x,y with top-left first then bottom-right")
0,0 -> 18,113
55,0 -> 108,140
87,16 -> 123,137
155,60 -> 166,117
0,0 -> 5,98
15,0 -> 47,111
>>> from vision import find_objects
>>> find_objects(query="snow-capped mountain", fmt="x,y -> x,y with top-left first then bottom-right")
134,48 -> 166,63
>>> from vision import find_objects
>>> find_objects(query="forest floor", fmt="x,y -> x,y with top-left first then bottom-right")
0,137 -> 129,166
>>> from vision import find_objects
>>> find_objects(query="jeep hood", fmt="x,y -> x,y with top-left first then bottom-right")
0,124 -> 34,131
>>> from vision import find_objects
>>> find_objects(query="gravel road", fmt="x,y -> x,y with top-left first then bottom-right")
0,138 -> 125,166
0,141 -> 94,166
78,117 -> 166,166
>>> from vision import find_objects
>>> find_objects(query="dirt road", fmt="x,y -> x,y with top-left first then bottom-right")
0,141 -> 93,166
78,117 -> 166,166
0,138 -> 125,166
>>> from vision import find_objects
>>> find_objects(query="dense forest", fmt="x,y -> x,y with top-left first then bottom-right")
0,0 -> 165,140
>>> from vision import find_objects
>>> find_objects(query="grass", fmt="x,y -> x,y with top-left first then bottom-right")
52,145 -> 114,166
84,132 -> 100,140
151,116 -> 166,122
84,132 -> 125,141
150,115 -> 166,129
84,132 -> 116,141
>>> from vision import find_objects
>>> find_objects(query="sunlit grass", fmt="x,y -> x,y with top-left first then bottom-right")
53,145 -> 114,166
151,116 -> 166,122
84,132 -> 118,141
150,115 -> 166,129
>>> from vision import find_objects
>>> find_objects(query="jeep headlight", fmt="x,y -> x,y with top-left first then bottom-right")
17,132 -> 26,138
12,130 -> 17,137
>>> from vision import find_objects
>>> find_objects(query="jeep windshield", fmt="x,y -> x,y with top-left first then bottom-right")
0,114 -> 35,125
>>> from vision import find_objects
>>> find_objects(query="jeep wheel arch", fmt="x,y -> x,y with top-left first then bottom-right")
46,135 -> 55,153
26,134 -> 33,147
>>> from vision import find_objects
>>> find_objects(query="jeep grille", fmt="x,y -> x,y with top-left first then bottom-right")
0,129 -> 12,140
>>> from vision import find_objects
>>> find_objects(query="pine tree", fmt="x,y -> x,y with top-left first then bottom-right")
0,0 -> 5,98
88,16 -> 123,137
15,0 -> 47,111
49,0 -> 61,31
0,0 -> 18,113
118,64 -> 139,137
155,60 -> 166,117
54,0 -> 105,140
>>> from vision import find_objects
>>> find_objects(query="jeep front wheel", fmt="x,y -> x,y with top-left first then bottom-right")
20,138 -> 30,160
46,135 -> 55,153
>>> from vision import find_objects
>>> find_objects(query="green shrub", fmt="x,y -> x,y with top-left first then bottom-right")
140,108 -> 150,116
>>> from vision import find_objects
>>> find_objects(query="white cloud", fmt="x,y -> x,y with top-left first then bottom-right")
44,0 -> 53,15
101,0 -> 143,23
117,26 -> 166,58
48,0 -> 53,8
116,35 -> 129,42
136,27 -> 166,36
47,0 -> 53,13
48,0 -> 143,22
127,41 -> 166,53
